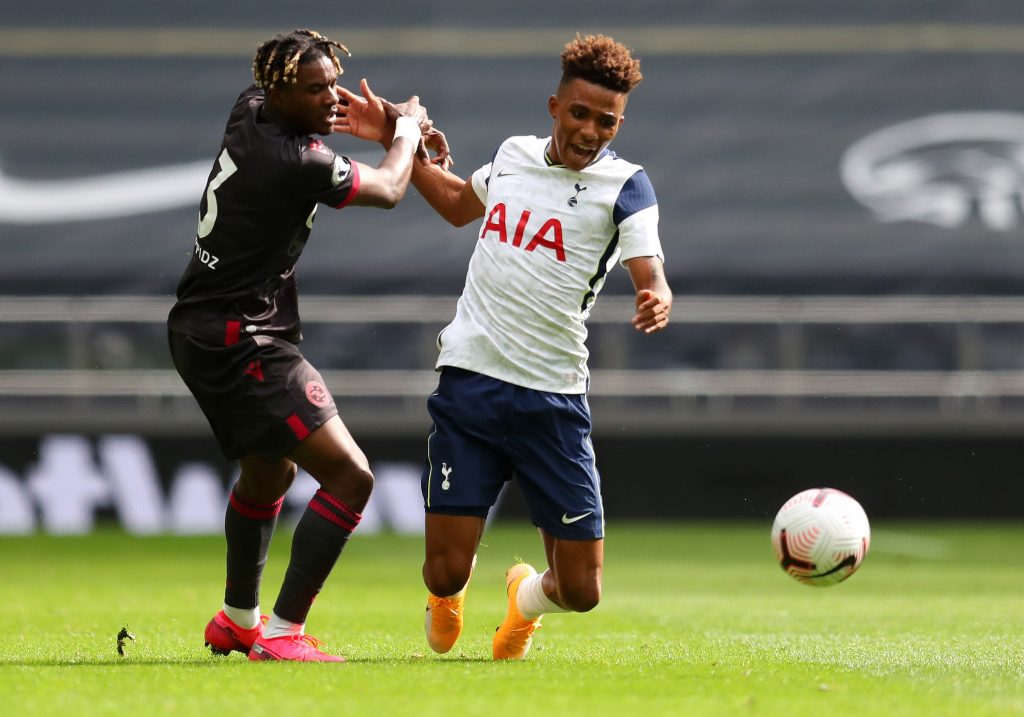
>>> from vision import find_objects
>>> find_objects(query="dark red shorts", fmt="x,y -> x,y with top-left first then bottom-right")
168,329 -> 338,461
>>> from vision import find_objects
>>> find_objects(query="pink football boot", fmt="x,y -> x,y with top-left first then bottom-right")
248,633 -> 346,662
205,611 -> 267,656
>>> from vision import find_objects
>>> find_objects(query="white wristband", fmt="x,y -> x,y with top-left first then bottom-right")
393,116 -> 421,149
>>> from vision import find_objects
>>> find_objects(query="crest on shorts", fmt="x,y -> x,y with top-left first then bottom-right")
305,380 -> 331,408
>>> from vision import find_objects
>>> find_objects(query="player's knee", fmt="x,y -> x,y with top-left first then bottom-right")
315,461 -> 373,511
423,557 -> 473,598
238,459 -> 296,503
263,461 -> 297,498
345,463 -> 374,503
280,461 -> 298,489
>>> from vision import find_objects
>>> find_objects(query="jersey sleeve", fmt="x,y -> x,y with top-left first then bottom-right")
234,84 -> 264,110
614,169 -> 664,264
295,140 -> 361,208
470,163 -> 491,204
470,141 -> 506,204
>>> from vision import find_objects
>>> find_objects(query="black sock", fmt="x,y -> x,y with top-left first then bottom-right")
273,489 -> 362,624
223,486 -> 283,610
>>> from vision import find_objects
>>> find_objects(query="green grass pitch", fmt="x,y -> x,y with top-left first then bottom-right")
1,522 -> 1021,716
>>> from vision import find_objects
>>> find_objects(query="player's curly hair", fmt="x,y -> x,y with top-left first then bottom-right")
252,29 -> 350,90
560,34 -> 642,94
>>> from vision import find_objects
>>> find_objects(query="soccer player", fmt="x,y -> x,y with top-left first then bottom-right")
336,34 -> 672,659
167,29 -> 432,662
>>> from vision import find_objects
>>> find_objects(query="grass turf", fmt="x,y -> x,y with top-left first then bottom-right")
0,522 -> 1021,716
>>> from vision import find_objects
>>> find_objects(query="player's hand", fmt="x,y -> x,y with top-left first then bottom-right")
388,96 -> 431,130
419,128 -> 454,170
631,289 -> 671,334
333,78 -> 388,142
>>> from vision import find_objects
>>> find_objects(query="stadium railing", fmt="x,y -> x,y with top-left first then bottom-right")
3,294 -> 1024,436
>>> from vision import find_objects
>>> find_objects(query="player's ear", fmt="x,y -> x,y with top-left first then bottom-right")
547,94 -> 558,118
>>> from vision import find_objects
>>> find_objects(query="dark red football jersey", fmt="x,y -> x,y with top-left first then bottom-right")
168,85 -> 360,345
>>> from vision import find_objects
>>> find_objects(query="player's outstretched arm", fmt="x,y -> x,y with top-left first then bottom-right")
625,256 -> 672,334
335,80 -> 477,223
409,138 -> 484,227
346,94 -> 427,209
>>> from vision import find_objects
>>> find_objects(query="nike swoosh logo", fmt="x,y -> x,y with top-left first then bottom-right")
0,160 -> 211,225
561,511 -> 593,524
496,169 -> 516,178
0,151 -> 378,226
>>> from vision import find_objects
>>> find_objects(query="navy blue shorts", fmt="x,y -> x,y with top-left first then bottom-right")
421,367 -> 604,540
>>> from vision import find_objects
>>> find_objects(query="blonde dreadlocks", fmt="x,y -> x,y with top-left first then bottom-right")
252,29 -> 351,90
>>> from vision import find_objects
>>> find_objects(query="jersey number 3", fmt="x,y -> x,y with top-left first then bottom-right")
197,149 -> 238,238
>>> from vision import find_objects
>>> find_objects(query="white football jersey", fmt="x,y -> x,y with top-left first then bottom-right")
437,135 -> 663,394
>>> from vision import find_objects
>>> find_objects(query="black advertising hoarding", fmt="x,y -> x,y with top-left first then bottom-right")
1,432 -> 1021,535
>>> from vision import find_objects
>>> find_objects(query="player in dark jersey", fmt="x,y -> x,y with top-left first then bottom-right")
167,29 -> 433,662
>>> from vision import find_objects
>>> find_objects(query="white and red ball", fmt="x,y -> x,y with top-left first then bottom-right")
770,488 -> 870,587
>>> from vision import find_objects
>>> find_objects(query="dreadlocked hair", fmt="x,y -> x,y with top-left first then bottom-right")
559,34 -> 642,94
252,29 -> 351,90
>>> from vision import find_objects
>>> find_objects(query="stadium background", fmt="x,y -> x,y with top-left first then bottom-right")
2,1 -> 1024,533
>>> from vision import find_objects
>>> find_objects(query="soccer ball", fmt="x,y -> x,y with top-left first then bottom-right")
770,488 -> 870,587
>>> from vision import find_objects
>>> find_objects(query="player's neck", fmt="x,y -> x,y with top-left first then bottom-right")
544,143 -> 563,167
261,102 -> 296,134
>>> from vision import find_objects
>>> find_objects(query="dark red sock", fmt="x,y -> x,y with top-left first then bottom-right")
273,489 -> 362,624
223,486 -> 284,610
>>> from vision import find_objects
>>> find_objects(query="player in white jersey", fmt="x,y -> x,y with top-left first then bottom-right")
336,34 -> 672,659
435,132 -> 662,394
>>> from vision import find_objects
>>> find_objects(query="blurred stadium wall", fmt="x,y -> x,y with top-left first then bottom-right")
2,2 -> 1024,532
